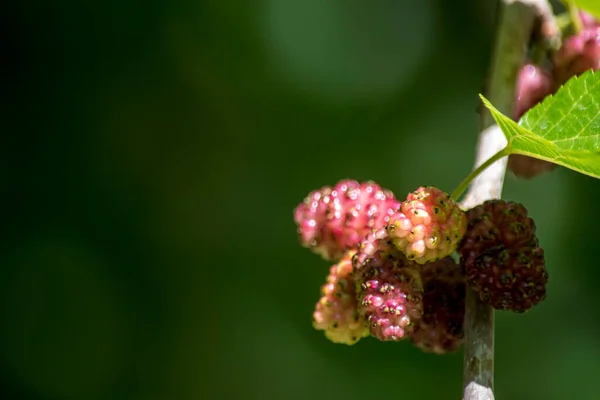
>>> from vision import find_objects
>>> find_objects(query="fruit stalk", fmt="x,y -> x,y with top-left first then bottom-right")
460,1 -> 555,399
450,146 -> 511,203
565,0 -> 583,34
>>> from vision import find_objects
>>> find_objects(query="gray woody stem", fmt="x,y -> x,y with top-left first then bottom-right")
461,1 -> 556,400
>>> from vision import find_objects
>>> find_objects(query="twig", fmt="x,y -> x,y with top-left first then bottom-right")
460,125 -> 505,400
461,1 -> 555,400
460,125 -> 508,211
565,1 -> 583,34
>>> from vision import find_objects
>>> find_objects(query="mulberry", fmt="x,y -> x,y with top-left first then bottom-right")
509,64 -> 557,178
468,242 -> 547,312
410,257 -> 466,354
294,180 -> 400,261
313,250 -> 369,344
386,186 -> 466,264
553,26 -> 600,87
459,200 -> 548,312
353,229 -> 423,341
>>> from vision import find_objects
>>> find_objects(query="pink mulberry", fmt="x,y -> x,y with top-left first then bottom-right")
508,64 -> 557,179
294,179 -> 400,261
514,63 -> 553,120
353,229 -> 423,341
386,186 -> 466,264
553,26 -> 600,86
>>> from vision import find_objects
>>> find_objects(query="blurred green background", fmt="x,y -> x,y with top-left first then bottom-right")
2,0 -> 599,399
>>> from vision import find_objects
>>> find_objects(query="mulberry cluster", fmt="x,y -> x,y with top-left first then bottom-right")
296,180 -> 469,348
296,177 -> 547,351
294,179 -> 400,261
458,200 -> 548,312
313,250 -> 370,345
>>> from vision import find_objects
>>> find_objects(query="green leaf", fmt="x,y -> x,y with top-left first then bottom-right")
573,0 -> 600,20
480,70 -> 600,179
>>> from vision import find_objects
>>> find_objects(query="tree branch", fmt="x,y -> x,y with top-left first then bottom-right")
461,1 -> 555,399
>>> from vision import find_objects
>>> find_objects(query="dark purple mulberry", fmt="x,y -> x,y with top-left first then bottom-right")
410,257 -> 466,354
459,200 -> 548,312
468,242 -> 547,312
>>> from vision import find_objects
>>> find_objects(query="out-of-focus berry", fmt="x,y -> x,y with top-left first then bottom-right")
294,180 -> 400,261
410,257 -> 465,354
508,154 -> 557,179
553,26 -> 600,86
514,64 -> 554,120
579,10 -> 599,29
509,64 -> 557,178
